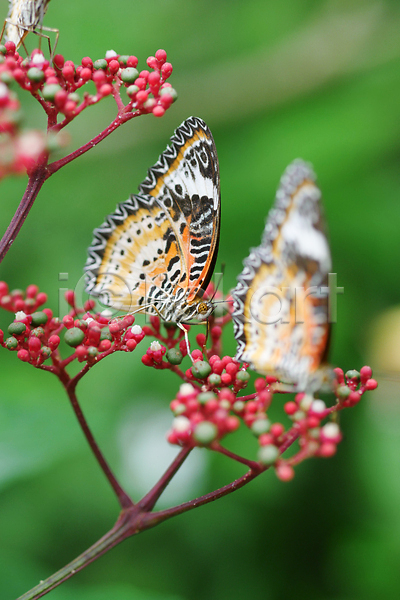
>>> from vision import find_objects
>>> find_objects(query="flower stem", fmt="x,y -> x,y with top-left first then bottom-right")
0,166 -> 48,264
66,385 -> 133,509
16,510 -> 136,600
47,110 -> 138,176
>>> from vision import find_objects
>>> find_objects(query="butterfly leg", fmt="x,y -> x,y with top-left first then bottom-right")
33,26 -> 59,59
0,20 -> 6,44
176,322 -> 194,363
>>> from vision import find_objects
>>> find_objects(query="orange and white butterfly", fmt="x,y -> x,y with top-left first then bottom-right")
85,116 -> 221,324
231,160 -> 332,392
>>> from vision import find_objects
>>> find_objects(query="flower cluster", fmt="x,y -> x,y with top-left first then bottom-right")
0,73 -> 46,177
0,280 -> 378,482
0,43 -> 175,122
0,283 -> 145,368
166,365 -> 377,481
0,44 -> 175,180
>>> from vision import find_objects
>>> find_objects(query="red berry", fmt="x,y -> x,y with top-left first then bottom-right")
127,56 -> 138,68
254,378 -> 266,392
155,49 -> 167,64
192,349 -> 203,361
80,67 -> 92,81
270,423 -> 284,438
48,335 -> 60,350
28,336 -> 41,352
136,90 -> 148,104
153,105 -> 165,117
319,442 -> 337,457
365,378 -> 378,390
141,354 -> 153,366
53,54 -> 65,69
26,285 -> 39,298
17,349 -> 30,362
64,290 -> 75,305
161,62 -> 173,79
134,77 -> 147,91
108,60 -> 120,74
36,292 -> 47,306
275,463 -> 295,481
221,373 -> 232,385
62,65 -> 75,79
99,84 -> 113,96
147,56 -> 157,69
126,339 -> 137,351
284,401 -> 297,415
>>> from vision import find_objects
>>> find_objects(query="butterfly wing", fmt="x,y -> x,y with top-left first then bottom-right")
85,117 -> 220,316
231,160 -> 331,390
139,116 -> 220,302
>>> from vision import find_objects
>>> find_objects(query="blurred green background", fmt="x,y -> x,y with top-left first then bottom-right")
1,0 -> 400,598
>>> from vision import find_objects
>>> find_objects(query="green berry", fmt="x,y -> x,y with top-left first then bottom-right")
8,322 -> 26,336
166,348 -> 183,365
236,371 -> 250,383
208,373 -> 221,386
42,83 -> 62,102
0,71 -> 13,84
336,385 -> 351,399
127,84 -> 139,97
94,59 -> 108,70
118,55 -> 130,66
233,400 -> 245,412
251,418 -> 271,436
193,421 -> 218,445
346,369 -> 360,381
41,346 -> 52,359
198,392 -> 217,404
31,311 -> 48,326
27,68 -> 45,82
120,67 -> 139,83
68,92 -> 80,103
64,327 -> 85,347
0,45 -> 6,55
87,346 -> 99,358
160,86 -> 177,101
31,327 -> 45,337
5,336 -> 18,350
258,445 -> 279,466
191,361 -> 212,379
100,328 -> 112,341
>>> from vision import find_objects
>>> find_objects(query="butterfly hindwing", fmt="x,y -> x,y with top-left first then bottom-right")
85,117 -> 220,319
231,160 -> 331,390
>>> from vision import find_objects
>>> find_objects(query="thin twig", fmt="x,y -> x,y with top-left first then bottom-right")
0,166 -> 48,264
66,385 -> 133,509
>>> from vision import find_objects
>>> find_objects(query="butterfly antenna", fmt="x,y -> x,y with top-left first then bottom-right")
210,265 -> 225,301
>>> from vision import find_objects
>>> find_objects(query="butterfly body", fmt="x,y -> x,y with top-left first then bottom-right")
232,160 -> 331,391
85,117 -> 220,324
4,0 -> 50,48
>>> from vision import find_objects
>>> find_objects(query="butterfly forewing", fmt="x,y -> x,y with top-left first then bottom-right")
231,160 -> 331,390
85,117 -> 220,320
139,117 -> 220,301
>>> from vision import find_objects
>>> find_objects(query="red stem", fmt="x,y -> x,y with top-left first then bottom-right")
66,383 -> 133,509
47,110 -> 139,176
0,165 -> 49,264
138,446 -> 192,511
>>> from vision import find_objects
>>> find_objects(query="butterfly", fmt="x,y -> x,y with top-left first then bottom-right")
1,1 -> 56,53
85,116 -> 221,327
231,159 -> 332,392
